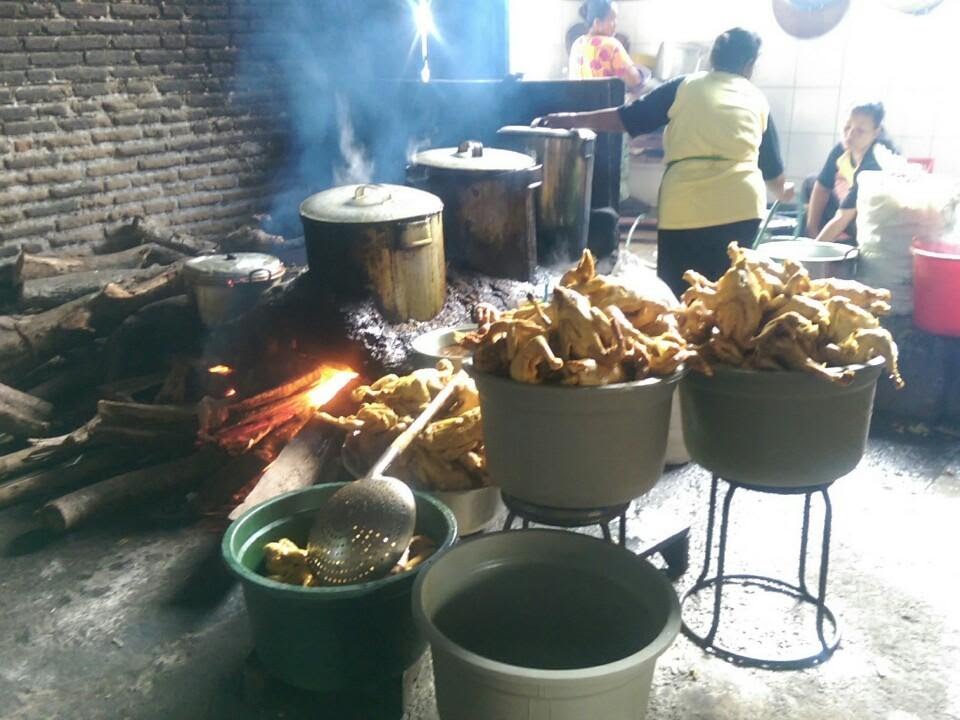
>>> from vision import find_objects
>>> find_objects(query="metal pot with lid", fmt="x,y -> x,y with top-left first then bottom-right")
407,141 -> 542,281
497,126 -> 596,262
184,252 -> 285,327
299,183 -> 446,323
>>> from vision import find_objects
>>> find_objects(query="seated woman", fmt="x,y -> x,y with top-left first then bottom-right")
568,0 -> 650,94
807,102 -> 899,244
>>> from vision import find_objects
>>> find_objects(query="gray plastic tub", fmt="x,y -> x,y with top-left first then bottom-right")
679,357 -> 884,487
413,530 -> 681,720
468,365 -> 683,508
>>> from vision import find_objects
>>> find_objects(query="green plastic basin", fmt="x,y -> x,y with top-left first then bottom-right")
222,483 -> 457,691
679,357 -> 884,487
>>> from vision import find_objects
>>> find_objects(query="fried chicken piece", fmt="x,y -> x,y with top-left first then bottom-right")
264,538 -> 313,586
833,328 -> 905,388
418,407 -> 483,461
552,286 -> 610,360
351,362 -> 454,416
704,334 -> 747,366
807,278 -> 892,315
391,535 -> 438,575
458,450 -> 489,486
409,445 -> 475,491
824,297 -> 879,343
509,335 -> 564,383
750,311 -> 853,384
448,380 -> 480,416
317,402 -> 401,433
473,335 -> 509,375
561,358 -> 626,386
676,299 -> 714,344
766,294 -> 830,326
713,267 -> 767,347
560,248 -> 597,289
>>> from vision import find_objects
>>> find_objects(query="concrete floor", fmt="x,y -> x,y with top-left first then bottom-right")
1,422 -> 958,720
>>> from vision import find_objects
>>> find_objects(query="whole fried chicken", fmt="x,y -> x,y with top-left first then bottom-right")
509,335 -> 564,383
833,327 -> 905,388
824,297 -> 879,343
808,278 -> 892,315
713,267 -> 767,347
417,407 -> 483,461
553,286 -> 610,360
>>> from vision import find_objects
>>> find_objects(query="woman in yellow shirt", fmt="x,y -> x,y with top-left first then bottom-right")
568,1 -> 647,93
539,28 -> 793,296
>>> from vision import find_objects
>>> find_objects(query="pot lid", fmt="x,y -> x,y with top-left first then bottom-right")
300,183 -> 443,224
183,252 -> 285,285
496,125 -> 597,143
772,0 -> 850,39
411,140 -> 536,173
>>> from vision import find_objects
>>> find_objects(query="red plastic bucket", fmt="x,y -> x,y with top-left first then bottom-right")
912,239 -> 960,336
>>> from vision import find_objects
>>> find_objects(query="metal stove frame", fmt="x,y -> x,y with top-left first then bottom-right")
681,474 -> 840,670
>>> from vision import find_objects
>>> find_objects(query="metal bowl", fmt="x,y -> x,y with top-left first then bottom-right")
410,324 -> 477,369
342,440 -> 500,535
757,238 -> 859,280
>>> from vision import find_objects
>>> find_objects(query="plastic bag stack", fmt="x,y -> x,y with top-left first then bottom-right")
856,170 -> 960,315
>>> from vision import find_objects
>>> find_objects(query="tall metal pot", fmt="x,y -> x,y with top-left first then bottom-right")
299,183 -> 446,323
407,141 -> 542,281
497,125 -> 596,262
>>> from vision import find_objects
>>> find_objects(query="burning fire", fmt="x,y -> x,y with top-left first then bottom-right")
208,364 -> 234,376
224,388 -> 237,398
306,367 -> 359,408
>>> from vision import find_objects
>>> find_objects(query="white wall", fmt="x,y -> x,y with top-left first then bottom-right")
509,0 -> 960,181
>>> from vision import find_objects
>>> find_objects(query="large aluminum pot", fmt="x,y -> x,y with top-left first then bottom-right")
468,364 -> 683,509
680,358 -> 884,488
496,126 -> 596,262
299,183 -> 446,323
414,531 -> 680,720
757,238 -> 859,280
407,141 -> 542,281
183,252 -> 285,327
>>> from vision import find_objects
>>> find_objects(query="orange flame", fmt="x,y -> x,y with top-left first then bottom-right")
306,367 -> 358,408
209,365 -> 234,376
224,388 -> 237,398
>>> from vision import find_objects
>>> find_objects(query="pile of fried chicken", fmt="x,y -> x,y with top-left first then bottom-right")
678,242 -> 904,387
316,359 -> 489,492
456,250 -> 696,385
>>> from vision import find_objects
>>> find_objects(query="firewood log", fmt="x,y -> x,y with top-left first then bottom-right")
102,217 -> 217,257
0,382 -> 54,438
18,266 -> 167,312
14,244 -> 185,283
0,448 -> 143,509
0,266 -> 183,383
0,418 -> 100,483
38,446 -> 226,533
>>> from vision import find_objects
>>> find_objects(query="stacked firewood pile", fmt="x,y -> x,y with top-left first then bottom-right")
0,217 -> 357,534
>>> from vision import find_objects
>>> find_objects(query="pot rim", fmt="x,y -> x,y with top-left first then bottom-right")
299,183 -> 443,225
413,529 -> 682,684
221,483 -> 458,598
465,359 -> 686,392
694,355 -> 884,380
183,253 -> 285,286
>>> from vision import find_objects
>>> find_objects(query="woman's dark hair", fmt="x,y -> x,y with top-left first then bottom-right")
850,101 -> 897,152
850,101 -> 885,128
580,0 -> 614,27
710,27 -> 762,74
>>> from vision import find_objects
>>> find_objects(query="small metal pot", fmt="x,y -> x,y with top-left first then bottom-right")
496,126 -> 596,262
183,252 -> 285,327
757,238 -> 859,280
407,141 -> 542,281
300,183 -> 446,323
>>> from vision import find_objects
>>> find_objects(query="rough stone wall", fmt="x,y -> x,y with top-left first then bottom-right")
0,0 -> 283,255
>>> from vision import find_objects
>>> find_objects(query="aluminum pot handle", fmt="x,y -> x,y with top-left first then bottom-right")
248,268 -> 273,282
457,140 -> 484,157
396,217 -> 435,249
842,245 -> 859,260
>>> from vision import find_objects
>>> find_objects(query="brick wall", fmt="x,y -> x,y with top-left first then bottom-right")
0,0 -> 284,255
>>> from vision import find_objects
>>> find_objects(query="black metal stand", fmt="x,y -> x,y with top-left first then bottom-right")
680,474 -> 840,670
501,493 -> 690,580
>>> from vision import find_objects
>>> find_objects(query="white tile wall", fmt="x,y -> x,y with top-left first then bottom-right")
509,0 -> 960,182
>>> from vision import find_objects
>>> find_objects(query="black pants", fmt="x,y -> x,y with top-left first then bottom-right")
657,219 -> 761,299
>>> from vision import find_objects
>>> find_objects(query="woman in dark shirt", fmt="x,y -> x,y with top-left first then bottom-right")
809,102 -> 898,244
